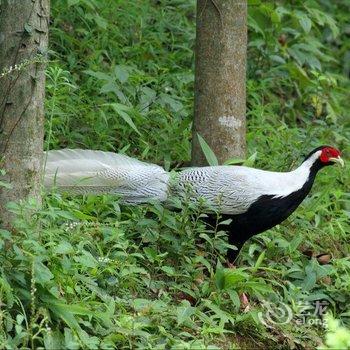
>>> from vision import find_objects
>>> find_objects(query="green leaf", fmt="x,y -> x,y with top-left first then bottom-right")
54,241 -> 74,255
223,158 -> 245,165
57,210 -> 77,220
269,55 -> 286,64
71,210 -> 95,221
114,65 -> 129,83
94,15 -> 108,29
132,298 -> 151,312
215,268 -> 248,290
248,7 -> 270,38
204,300 -> 235,325
139,86 -> 157,110
244,281 -> 272,294
222,270 -> 248,289
47,303 -> 83,336
289,233 -> 303,252
161,266 -> 175,276
107,103 -> 141,135
0,229 -> 11,239
219,218 -> 232,225
159,93 -> 183,112
286,62 -> 311,88
295,11 -> 312,33
214,268 -> 225,290
303,271 -> 317,291
43,330 -> 64,350
253,250 -> 266,272
303,264 -> 317,291
34,261 -> 54,284
197,133 -> 218,166
83,70 -> 111,81
74,251 -> 97,269
177,301 -> 195,325
0,274 -> 14,308
227,290 -> 241,309
67,0 -> 80,6
243,152 -> 257,167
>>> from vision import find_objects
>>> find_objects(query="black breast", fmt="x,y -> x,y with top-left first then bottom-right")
205,165 -> 320,262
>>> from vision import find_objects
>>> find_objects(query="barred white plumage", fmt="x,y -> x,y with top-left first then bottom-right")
44,147 -> 343,214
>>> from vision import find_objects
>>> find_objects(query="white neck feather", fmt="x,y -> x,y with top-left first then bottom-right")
296,150 -> 321,172
271,150 -> 322,198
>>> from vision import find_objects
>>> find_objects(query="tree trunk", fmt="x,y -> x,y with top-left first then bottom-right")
0,0 -> 49,228
192,0 -> 247,166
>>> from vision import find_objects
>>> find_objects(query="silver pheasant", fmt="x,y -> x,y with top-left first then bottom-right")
44,147 -> 343,215
44,147 -> 344,263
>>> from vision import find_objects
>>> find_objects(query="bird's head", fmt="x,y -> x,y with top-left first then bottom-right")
305,146 -> 344,168
319,146 -> 344,167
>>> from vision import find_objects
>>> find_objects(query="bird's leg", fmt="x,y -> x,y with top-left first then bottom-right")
226,247 -> 240,267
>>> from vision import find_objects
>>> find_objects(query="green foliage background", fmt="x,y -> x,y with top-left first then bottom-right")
1,0 -> 349,348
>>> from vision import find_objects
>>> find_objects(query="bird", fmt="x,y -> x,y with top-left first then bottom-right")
44,146 -> 344,262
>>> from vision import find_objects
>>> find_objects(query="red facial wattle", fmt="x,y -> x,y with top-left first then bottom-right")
320,147 -> 341,164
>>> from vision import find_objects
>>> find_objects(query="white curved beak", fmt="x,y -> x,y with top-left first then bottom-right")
329,156 -> 344,167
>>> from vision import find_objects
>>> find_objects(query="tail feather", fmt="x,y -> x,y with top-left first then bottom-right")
44,149 -> 170,203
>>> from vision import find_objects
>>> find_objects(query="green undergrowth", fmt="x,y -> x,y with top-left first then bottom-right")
1,0 -> 350,348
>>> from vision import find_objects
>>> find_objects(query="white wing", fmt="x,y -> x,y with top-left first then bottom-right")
44,149 -> 170,203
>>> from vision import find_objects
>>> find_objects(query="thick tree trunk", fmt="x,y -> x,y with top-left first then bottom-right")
0,0 -> 49,228
192,0 -> 247,166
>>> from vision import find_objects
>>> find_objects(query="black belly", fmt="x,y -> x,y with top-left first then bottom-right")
205,188 -> 312,262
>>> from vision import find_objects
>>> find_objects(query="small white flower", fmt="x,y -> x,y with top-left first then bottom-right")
98,257 -> 111,263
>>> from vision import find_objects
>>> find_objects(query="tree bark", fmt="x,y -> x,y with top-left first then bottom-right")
192,0 -> 247,166
0,0 -> 49,228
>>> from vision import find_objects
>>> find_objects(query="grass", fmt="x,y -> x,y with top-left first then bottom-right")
1,0 -> 350,348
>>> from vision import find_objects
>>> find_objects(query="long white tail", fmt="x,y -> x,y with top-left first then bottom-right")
44,149 -> 170,203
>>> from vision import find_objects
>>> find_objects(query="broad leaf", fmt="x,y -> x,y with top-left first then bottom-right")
197,133 -> 218,166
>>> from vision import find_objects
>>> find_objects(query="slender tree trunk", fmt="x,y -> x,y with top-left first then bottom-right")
192,0 -> 247,166
0,0 -> 49,229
